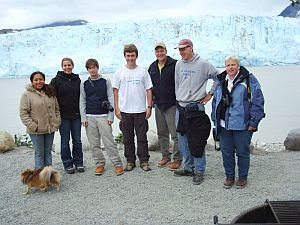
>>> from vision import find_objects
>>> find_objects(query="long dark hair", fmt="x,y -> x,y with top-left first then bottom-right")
30,71 -> 56,97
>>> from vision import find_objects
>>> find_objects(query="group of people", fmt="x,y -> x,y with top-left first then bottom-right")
19,38 -> 265,188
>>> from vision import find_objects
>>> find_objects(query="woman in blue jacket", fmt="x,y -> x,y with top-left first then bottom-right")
211,56 -> 265,189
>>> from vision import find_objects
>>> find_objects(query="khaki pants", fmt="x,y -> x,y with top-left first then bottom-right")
155,105 -> 182,161
85,116 -> 122,166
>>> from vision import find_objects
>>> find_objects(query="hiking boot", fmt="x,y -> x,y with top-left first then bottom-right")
124,163 -> 136,172
140,162 -> 151,172
173,169 -> 195,177
66,167 -> 75,174
75,165 -> 85,173
95,165 -> 105,175
115,165 -> 124,176
168,161 -> 182,171
193,173 -> 204,185
236,178 -> 247,189
223,178 -> 235,189
158,156 -> 171,167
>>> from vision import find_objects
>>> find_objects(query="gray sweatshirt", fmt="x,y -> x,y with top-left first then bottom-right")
175,53 -> 219,107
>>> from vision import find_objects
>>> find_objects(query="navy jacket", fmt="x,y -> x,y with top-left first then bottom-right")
50,71 -> 81,120
148,56 -> 177,109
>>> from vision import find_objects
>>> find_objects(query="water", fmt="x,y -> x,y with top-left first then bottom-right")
1,65 -> 299,143
250,65 -> 300,143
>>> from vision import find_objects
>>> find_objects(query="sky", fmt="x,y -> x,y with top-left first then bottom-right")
0,0 -> 290,29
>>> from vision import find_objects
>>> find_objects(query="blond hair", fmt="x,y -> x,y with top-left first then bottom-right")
225,56 -> 240,68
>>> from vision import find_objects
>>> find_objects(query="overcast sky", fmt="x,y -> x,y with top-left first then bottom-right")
0,0 -> 290,29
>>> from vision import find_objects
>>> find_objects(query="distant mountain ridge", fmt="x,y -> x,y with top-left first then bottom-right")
0,19 -> 88,35
279,3 -> 300,18
30,19 -> 89,29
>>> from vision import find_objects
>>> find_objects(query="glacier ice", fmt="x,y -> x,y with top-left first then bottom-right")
0,15 -> 299,78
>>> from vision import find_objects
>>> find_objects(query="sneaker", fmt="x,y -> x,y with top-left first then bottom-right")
75,166 -> 85,173
66,167 -> 75,174
236,178 -> 247,189
193,173 -> 204,185
115,165 -> 124,176
168,161 -> 182,171
173,169 -> 195,177
223,177 -> 235,189
124,163 -> 136,172
158,156 -> 171,167
140,162 -> 151,172
95,165 -> 105,175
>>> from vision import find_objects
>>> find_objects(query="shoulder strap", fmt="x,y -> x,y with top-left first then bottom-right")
246,74 -> 252,102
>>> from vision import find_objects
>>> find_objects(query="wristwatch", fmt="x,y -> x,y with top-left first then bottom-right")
147,106 -> 152,109
208,91 -> 214,96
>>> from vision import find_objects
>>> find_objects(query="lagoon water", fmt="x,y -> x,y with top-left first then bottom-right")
1,65 -> 299,144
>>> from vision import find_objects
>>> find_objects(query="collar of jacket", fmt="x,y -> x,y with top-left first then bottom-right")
26,84 -> 45,96
218,66 -> 250,84
56,71 -> 79,80
155,56 -> 176,67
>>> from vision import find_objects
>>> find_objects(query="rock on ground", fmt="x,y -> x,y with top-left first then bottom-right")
0,131 -> 14,153
284,128 -> 300,151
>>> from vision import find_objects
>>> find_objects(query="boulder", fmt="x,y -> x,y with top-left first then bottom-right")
147,130 -> 159,152
0,131 -> 15,153
284,128 -> 300,151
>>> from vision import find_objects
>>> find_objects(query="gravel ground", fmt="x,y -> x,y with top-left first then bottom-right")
0,143 -> 299,225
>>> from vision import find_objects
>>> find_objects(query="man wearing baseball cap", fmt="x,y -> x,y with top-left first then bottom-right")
174,39 -> 193,49
148,42 -> 182,170
174,38 -> 219,185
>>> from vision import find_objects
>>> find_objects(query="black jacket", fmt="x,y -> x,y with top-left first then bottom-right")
50,71 -> 81,120
148,56 -> 177,109
176,105 -> 211,158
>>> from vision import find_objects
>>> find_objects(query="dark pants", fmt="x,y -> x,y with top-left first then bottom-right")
120,112 -> 149,163
59,118 -> 83,169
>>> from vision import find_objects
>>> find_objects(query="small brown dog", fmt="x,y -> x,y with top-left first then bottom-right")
20,166 -> 61,194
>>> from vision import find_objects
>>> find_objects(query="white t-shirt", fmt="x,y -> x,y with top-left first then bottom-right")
113,66 -> 153,113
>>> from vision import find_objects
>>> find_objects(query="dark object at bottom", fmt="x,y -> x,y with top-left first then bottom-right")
101,100 -> 114,112
212,127 -> 220,151
214,199 -> 300,225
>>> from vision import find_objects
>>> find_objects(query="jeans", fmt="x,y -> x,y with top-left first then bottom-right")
29,133 -> 54,168
219,127 -> 253,179
59,118 -> 83,169
175,109 -> 206,174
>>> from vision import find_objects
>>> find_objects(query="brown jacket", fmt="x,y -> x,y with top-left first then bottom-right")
19,84 -> 61,134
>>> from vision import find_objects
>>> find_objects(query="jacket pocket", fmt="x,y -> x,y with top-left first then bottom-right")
53,116 -> 61,130
28,119 -> 38,133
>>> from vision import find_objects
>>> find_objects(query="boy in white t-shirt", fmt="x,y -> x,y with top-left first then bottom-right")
113,44 -> 153,172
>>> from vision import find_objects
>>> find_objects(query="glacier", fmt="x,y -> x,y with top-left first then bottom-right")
0,15 -> 300,78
